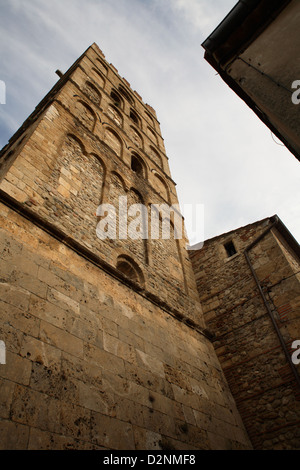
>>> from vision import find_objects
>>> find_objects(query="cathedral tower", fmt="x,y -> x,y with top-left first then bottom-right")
0,44 -> 251,450
0,43 -> 200,322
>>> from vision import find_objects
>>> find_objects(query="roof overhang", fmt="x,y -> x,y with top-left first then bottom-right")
202,0 -> 300,162
202,0 -> 291,68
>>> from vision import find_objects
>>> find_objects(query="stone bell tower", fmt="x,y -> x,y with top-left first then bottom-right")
0,43 -> 200,319
0,44 -> 251,450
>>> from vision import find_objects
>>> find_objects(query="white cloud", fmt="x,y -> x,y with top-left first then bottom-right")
169,0 -> 217,32
165,0 -> 237,35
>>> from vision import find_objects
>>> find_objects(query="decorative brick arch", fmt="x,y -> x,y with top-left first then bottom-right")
104,127 -> 123,158
84,81 -> 101,106
64,133 -> 86,155
107,104 -> 123,128
110,170 -> 127,193
145,110 -> 155,127
118,84 -> 134,106
147,126 -> 158,146
96,58 -> 108,76
130,126 -> 143,150
152,171 -> 170,203
149,145 -> 163,169
74,99 -> 96,132
89,152 -> 106,204
92,68 -> 105,88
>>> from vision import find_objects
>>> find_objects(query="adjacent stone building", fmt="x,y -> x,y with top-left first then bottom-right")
201,1 -> 300,447
190,216 -> 300,449
0,43 -> 252,450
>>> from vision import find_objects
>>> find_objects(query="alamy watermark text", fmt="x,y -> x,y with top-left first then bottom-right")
95,197 -> 204,249
291,80 -> 300,105
0,341 -> 6,364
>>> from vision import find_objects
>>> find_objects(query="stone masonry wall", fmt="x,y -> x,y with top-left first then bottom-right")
0,43 -> 200,326
190,218 -> 300,450
0,202 -> 251,450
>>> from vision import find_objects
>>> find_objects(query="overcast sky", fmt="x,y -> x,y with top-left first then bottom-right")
0,0 -> 299,245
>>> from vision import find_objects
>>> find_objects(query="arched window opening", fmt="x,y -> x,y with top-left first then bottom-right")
117,260 -> 138,282
130,109 -> 140,127
118,85 -> 134,105
131,154 -> 145,178
110,90 -> 123,109
116,255 -> 144,286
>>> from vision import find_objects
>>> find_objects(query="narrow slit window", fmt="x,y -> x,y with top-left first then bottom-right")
224,241 -> 237,258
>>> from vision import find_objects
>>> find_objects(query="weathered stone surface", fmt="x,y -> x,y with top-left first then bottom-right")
190,218 -> 300,450
0,43 -> 251,450
0,419 -> 30,450
0,202 -> 251,449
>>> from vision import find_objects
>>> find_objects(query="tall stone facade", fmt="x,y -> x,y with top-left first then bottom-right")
0,44 -> 251,450
190,216 -> 300,450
